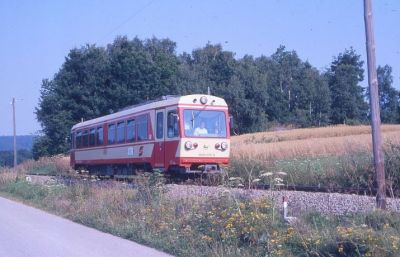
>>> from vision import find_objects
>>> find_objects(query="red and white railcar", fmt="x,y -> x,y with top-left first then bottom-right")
70,95 -> 230,175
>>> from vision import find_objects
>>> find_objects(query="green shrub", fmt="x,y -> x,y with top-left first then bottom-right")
2,180 -> 48,202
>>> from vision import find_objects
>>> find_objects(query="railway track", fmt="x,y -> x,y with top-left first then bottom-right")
25,173 -> 399,198
255,184 -> 393,197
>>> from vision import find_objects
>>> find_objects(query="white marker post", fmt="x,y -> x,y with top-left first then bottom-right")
282,195 -> 297,224
282,196 -> 288,219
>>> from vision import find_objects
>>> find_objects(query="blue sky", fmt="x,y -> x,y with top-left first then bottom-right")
0,0 -> 399,135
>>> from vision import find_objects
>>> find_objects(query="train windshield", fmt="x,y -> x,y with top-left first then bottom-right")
183,110 -> 227,138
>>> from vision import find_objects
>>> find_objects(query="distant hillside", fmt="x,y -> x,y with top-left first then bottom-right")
0,135 -> 36,151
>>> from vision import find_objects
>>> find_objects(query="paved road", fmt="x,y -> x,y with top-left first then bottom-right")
0,196 -> 173,257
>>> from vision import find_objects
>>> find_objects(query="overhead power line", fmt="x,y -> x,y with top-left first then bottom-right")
101,0 -> 157,41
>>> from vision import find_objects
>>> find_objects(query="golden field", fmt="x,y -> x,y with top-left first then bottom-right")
231,125 -> 400,160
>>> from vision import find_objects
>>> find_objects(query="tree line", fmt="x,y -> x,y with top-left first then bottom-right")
33,36 -> 400,158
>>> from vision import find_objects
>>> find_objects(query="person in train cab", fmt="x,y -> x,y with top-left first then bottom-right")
194,121 -> 208,136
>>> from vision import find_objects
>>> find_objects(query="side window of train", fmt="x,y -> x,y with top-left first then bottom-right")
89,128 -> 96,147
126,119 -> 136,142
76,131 -> 82,148
156,112 -> 163,139
97,126 -> 103,146
82,130 -> 89,147
108,123 -> 116,144
117,121 -> 125,143
137,114 -> 148,141
167,110 -> 179,138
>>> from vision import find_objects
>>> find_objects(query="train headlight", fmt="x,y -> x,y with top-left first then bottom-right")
193,142 -> 198,148
200,96 -> 208,105
221,142 -> 228,151
185,141 -> 193,150
215,143 -> 220,149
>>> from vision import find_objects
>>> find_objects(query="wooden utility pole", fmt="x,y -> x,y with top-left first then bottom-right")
12,97 -> 17,168
364,0 -> 386,209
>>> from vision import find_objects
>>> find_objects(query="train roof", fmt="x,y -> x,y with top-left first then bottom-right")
71,94 -> 228,130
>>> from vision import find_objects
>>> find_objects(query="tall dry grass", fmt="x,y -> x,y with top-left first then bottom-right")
234,124 -> 400,144
231,125 -> 400,160
18,155 -> 71,175
0,169 -> 18,185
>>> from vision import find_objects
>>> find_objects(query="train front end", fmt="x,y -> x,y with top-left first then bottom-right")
170,95 -> 231,174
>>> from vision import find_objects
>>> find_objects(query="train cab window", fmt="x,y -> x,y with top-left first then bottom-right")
183,110 -> 227,138
89,128 -> 96,146
126,119 -> 136,142
76,131 -> 82,148
108,124 -> 116,144
137,115 -> 148,141
97,126 -> 103,145
82,130 -> 89,147
156,112 -> 163,139
117,121 -> 125,143
167,110 -> 179,138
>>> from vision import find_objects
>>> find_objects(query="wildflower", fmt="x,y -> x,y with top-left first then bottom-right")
225,218 -> 234,229
346,227 -> 353,235
201,235 -> 213,242
338,244 -> 344,253
287,227 -> 294,236
260,172 -> 273,177
229,177 -> 242,181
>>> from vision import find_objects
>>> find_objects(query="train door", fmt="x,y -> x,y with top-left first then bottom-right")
154,109 -> 165,169
164,107 -> 180,170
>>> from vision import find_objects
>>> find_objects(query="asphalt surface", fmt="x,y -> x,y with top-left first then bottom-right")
0,196 -> 173,257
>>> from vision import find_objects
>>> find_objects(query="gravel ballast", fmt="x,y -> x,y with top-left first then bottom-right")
166,184 -> 400,215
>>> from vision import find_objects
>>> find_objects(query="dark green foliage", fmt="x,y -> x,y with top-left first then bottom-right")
34,37 -> 399,157
261,46 -> 331,127
35,37 -> 179,156
377,65 -> 400,123
31,135 -> 52,160
36,45 -> 110,156
176,45 -> 331,132
326,48 -> 368,124
176,44 -> 268,133
107,37 -> 179,107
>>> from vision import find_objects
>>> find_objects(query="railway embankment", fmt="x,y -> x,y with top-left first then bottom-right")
166,184 -> 400,215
